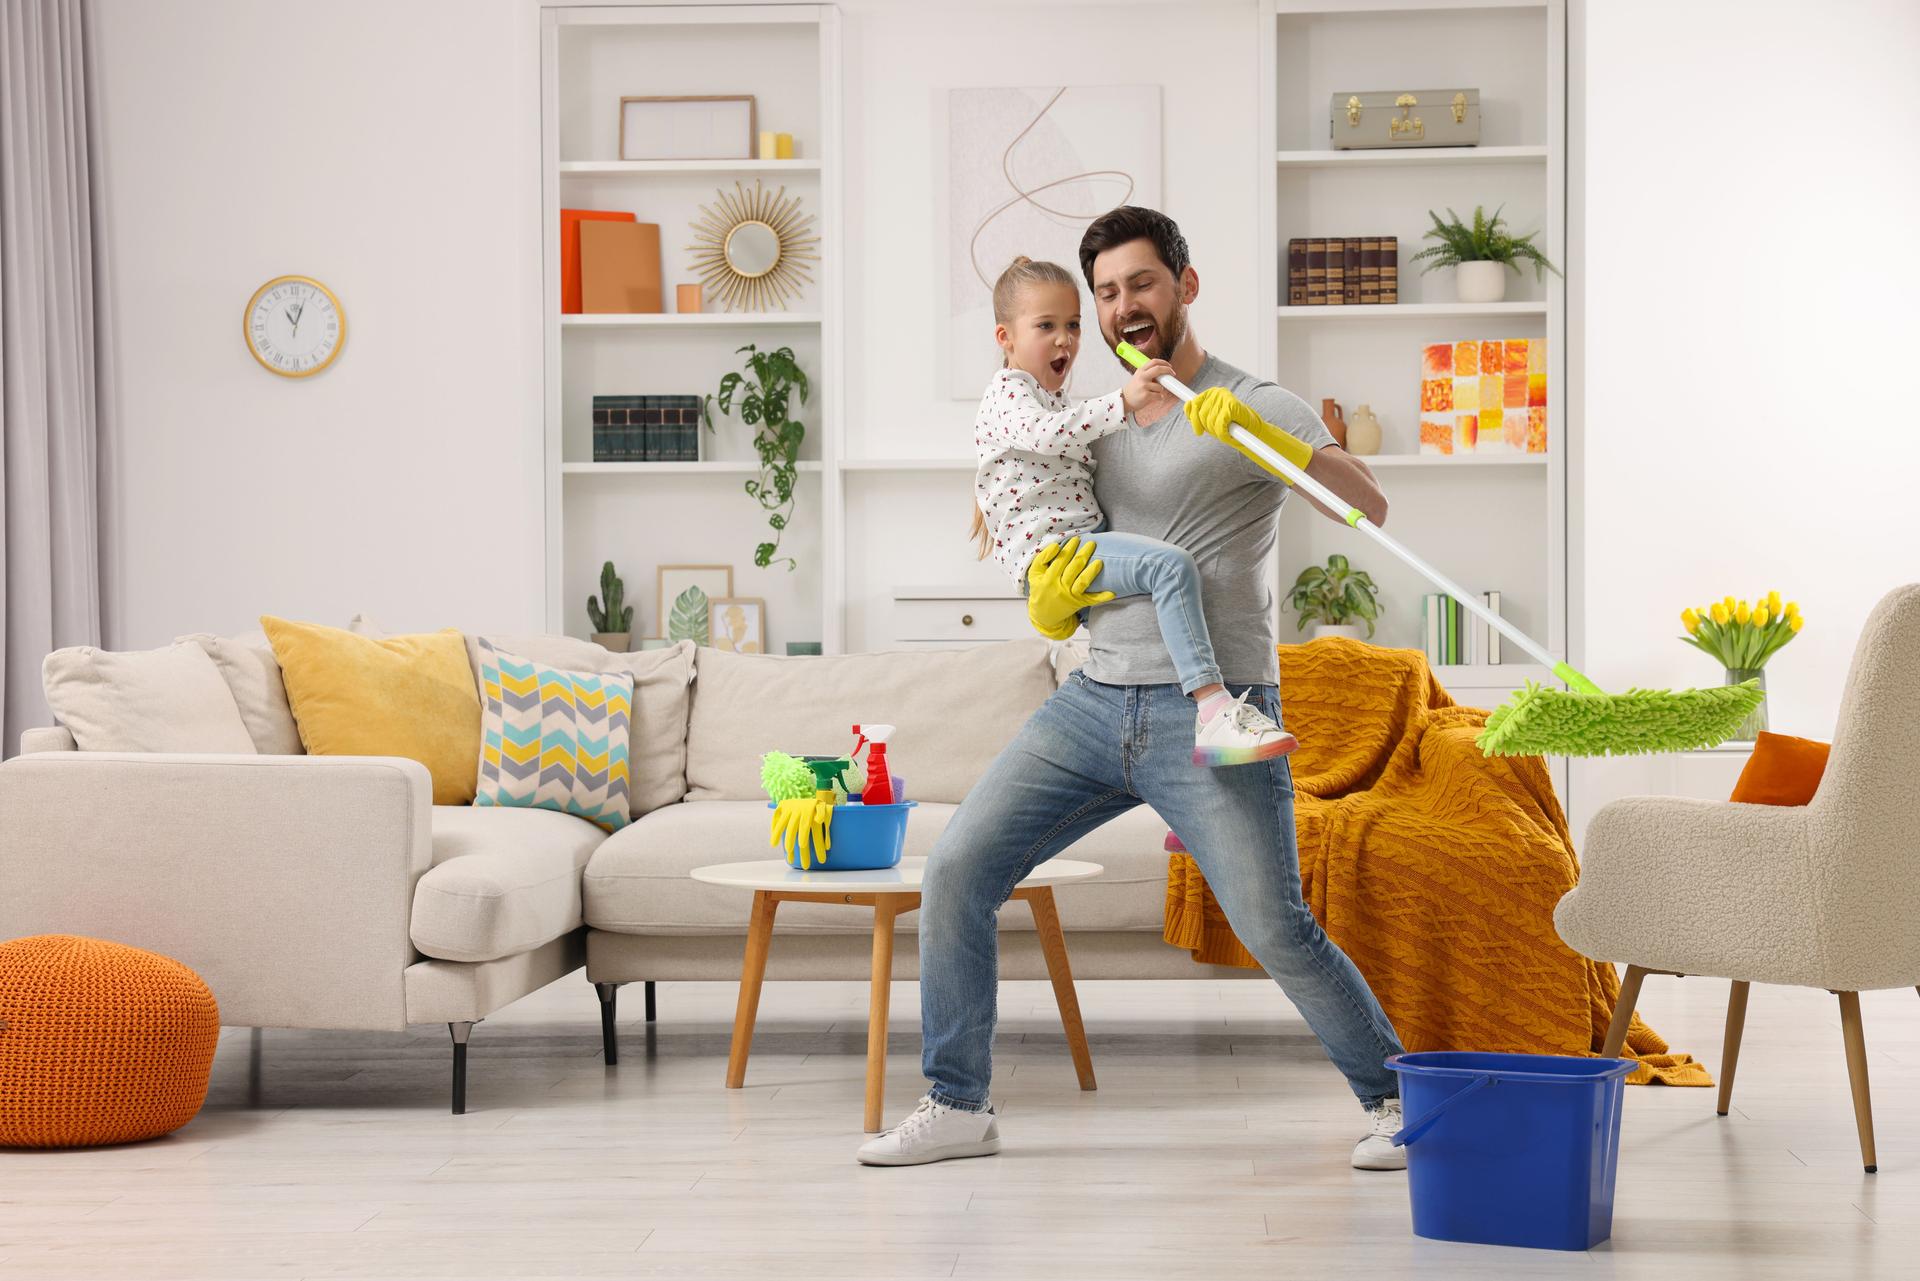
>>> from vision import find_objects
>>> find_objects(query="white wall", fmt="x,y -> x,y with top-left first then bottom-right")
1567,0 -> 1920,830
91,0 -> 543,645
838,0 -> 1266,646
85,0 -> 1919,820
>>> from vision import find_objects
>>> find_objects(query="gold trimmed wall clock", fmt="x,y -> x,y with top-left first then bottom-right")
244,275 -> 345,377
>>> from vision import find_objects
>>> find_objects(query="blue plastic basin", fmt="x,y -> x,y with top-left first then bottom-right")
768,799 -> 916,870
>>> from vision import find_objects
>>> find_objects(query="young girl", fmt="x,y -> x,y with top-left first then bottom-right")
969,257 -> 1295,766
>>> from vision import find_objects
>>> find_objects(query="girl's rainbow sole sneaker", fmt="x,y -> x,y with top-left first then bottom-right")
1192,734 -> 1298,768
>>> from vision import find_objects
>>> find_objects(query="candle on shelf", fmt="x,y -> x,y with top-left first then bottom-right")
677,284 -> 703,314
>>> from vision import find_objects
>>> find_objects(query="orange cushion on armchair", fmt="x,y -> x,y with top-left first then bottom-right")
1730,731 -> 1831,806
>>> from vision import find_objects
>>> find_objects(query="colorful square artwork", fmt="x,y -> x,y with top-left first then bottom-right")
1420,338 -> 1547,455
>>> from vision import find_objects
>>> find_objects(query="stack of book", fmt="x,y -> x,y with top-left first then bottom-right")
592,394 -> 702,462
1422,591 -> 1503,667
1285,237 -> 1399,306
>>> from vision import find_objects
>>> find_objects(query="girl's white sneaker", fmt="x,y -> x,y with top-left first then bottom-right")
857,1095 -> 1001,1166
1193,689 -> 1299,767
1351,1098 -> 1407,1170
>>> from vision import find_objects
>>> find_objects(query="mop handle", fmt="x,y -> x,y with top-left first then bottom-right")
1117,343 -> 1575,683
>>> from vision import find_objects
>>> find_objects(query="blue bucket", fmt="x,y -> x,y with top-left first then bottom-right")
1387,1051 -> 1637,1251
768,799 -> 916,870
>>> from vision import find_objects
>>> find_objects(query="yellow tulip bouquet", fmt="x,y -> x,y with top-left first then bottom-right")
1680,592 -> 1802,738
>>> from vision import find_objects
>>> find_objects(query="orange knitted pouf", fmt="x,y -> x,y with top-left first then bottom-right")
0,935 -> 220,1148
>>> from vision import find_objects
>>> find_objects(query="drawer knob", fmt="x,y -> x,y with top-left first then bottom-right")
961,613 -> 974,627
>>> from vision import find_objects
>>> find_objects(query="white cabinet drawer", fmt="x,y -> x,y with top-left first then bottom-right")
891,594 -> 1028,642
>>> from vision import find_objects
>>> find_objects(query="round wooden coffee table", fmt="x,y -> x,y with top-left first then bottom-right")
691,856 -> 1103,1131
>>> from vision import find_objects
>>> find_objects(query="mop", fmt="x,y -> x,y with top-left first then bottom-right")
1115,342 -> 1763,758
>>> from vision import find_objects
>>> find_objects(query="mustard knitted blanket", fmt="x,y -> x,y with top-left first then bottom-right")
1164,637 -> 1708,1087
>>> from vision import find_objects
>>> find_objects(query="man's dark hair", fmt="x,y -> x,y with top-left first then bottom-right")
1078,206 -> 1191,291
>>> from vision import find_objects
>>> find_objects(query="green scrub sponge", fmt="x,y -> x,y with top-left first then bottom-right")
760,751 -> 815,802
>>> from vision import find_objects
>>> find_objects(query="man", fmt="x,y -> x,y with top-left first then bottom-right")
858,207 -> 1408,1171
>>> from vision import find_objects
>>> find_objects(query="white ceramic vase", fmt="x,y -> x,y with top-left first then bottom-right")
1311,624 -> 1365,642
1454,260 -> 1508,303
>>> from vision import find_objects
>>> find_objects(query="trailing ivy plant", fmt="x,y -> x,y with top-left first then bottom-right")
706,344 -> 810,571
1409,204 -> 1560,280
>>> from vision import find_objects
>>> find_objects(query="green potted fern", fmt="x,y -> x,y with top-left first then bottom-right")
587,560 -> 633,652
1286,554 -> 1379,641
1410,205 -> 1560,303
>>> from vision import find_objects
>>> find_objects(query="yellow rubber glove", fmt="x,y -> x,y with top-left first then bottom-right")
1025,536 -> 1114,641
1185,388 -> 1313,484
769,796 -> 833,869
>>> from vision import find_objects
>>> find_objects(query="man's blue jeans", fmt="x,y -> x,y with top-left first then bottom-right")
919,673 -> 1405,1112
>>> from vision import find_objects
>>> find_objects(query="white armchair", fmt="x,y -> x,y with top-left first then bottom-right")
1555,583 -> 1920,1173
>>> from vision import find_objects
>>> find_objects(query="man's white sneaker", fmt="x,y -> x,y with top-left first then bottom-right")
1351,1098 -> 1407,1171
856,1095 -> 1001,1166
1193,690 -> 1298,767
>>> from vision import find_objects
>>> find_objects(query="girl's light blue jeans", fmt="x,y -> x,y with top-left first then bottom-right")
919,674 -> 1405,1113
1080,530 -> 1223,695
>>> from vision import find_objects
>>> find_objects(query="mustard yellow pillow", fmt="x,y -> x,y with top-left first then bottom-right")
260,617 -> 481,805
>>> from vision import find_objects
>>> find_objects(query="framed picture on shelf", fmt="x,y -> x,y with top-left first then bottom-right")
619,95 -> 756,161
708,597 -> 766,654
657,564 -> 733,645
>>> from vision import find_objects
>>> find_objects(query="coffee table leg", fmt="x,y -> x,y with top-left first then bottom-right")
727,891 -> 779,1088
865,897 -> 903,1132
1022,886 -> 1097,1091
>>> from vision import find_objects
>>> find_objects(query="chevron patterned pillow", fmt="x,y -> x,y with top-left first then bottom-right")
472,637 -> 633,832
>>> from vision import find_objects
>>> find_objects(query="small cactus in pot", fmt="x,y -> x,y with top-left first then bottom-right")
588,560 -> 634,652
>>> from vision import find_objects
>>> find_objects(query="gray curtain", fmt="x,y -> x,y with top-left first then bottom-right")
0,0 -> 104,758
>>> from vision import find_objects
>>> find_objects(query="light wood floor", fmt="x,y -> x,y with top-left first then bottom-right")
3,969 -> 1917,1279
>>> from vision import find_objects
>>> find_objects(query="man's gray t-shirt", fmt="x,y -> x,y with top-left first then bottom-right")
1085,353 -> 1336,688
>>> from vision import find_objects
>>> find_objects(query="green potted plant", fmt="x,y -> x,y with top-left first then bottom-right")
1410,204 -> 1560,304
1286,554 -> 1379,640
587,560 -> 634,652
707,343 -> 809,571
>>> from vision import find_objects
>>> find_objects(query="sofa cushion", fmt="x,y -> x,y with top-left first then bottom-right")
583,799 -> 1169,935
474,638 -> 633,833
42,642 -> 256,754
176,630 -> 304,755
685,640 -> 1056,804
262,617 -> 482,806
464,636 -> 694,817
412,806 -> 607,963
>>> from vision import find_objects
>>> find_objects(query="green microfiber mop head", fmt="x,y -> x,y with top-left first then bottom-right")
760,751 -> 815,802
1476,678 -> 1765,758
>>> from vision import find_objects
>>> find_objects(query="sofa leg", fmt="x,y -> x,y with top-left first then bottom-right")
449,1021 -> 475,1115
1837,991 -> 1877,1173
596,982 -> 621,1065
1602,964 -> 1649,1059
1717,981 -> 1750,1116
645,980 -> 657,1024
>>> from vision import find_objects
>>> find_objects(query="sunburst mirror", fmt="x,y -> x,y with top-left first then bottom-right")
686,180 -> 819,312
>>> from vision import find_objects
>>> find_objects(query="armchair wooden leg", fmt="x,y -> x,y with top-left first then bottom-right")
1836,991 -> 1877,1174
1602,964 -> 1649,1059
645,980 -> 657,1023
1717,980 -> 1750,1116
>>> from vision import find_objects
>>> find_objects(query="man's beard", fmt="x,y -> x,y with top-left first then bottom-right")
1108,299 -> 1188,370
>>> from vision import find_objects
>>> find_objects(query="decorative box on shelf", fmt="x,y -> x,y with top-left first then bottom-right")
1331,89 -> 1480,150
891,585 -> 1028,648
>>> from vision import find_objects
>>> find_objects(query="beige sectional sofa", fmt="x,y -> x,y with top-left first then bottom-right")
0,631 -> 1251,1113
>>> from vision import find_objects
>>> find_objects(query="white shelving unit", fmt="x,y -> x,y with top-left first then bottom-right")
1259,0 -> 1569,732
540,4 -> 843,652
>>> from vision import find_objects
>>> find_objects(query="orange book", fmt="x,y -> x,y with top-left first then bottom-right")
561,210 -> 637,314
580,221 -> 664,314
